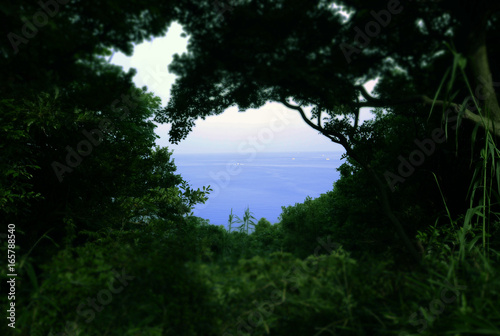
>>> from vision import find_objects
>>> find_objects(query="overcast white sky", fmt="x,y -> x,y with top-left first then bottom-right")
111,22 -> 375,154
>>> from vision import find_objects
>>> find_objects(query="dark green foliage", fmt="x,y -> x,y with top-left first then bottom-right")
250,219 -> 284,256
3,0 -> 500,335
0,99 -> 42,216
10,220 -> 220,336
279,193 -> 337,258
255,218 -> 272,232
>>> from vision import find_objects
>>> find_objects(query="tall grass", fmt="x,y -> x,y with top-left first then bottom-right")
430,47 -> 499,256
228,208 -> 236,233
411,48 -> 500,334
236,206 -> 257,235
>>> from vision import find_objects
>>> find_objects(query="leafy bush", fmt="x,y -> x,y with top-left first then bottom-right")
279,193 -> 336,258
10,221 -> 220,336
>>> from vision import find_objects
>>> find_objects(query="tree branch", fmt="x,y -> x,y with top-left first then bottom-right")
318,108 -> 322,129
354,85 -> 378,103
351,87 -> 500,136
280,99 -> 340,144
354,96 -> 360,129
280,98 -> 422,264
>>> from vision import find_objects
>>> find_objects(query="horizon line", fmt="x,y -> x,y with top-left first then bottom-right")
171,150 -> 346,155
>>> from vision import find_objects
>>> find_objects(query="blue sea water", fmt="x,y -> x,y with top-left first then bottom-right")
173,151 -> 344,227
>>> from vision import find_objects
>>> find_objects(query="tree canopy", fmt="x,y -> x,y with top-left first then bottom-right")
2,1 -> 500,335
162,0 -> 500,141
0,0 -> 211,255
158,0 -> 500,261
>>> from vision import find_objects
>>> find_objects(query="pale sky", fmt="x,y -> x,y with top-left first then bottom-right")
111,22 -> 375,154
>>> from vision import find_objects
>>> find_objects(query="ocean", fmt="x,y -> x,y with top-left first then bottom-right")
173,151 -> 344,227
